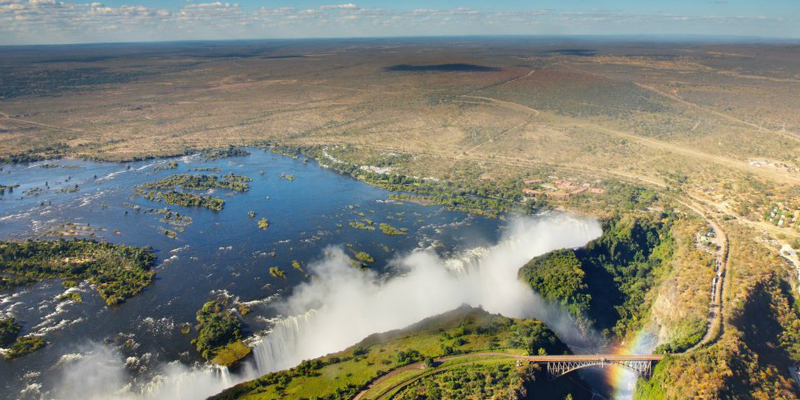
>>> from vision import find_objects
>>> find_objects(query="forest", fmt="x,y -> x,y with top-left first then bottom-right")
520,213 -> 674,338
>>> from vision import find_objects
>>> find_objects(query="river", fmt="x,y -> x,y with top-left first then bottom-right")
0,148 -> 607,399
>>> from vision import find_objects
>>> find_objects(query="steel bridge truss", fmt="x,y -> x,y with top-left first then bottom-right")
546,358 -> 654,381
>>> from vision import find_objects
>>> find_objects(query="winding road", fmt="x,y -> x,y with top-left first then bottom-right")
679,199 -> 730,351
353,353 -> 663,400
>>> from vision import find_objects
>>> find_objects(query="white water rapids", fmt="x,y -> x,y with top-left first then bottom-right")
47,214 -> 603,400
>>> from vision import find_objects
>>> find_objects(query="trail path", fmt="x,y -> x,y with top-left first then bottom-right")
451,92 -> 800,185
0,109 -> 83,133
635,83 -> 800,143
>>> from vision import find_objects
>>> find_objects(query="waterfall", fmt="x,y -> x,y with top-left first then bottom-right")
244,213 -> 604,375
47,214 -> 604,400
215,366 -> 232,387
251,310 -> 317,374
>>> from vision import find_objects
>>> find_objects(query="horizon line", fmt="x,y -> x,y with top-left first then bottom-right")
2,33 -> 799,48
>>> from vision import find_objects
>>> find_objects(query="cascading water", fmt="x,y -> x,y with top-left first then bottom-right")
215,365 -> 232,387
47,214 -> 605,400
245,213 -> 603,374
251,310 -> 317,374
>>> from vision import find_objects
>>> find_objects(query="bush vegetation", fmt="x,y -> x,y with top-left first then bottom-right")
153,161 -> 179,171
4,335 -> 46,359
269,267 -> 286,279
141,173 -> 251,192
353,251 -> 374,264
348,220 -> 375,231
0,275 -> 36,290
0,184 -> 20,195
209,306 -> 581,400
0,143 -> 69,165
0,239 -> 157,306
379,223 -> 407,236
0,317 -> 21,347
202,146 -> 250,160
193,297 -> 249,366
638,223 -> 800,398
395,363 -> 527,399
520,213 -> 674,337
137,189 -> 224,211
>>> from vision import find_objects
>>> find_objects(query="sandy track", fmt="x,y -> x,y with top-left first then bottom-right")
0,109 -> 83,134
635,83 -> 800,143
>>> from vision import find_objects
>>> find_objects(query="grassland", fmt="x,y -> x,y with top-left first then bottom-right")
211,306 -> 583,400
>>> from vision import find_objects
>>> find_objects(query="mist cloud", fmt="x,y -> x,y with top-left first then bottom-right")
45,214 -> 601,400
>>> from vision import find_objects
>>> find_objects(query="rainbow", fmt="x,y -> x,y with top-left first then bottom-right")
608,329 -> 659,399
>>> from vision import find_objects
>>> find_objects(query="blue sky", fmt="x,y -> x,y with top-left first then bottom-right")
1,0 -> 798,45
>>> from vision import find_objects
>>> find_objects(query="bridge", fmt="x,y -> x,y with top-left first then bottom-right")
353,353 -> 664,399
523,354 -> 664,381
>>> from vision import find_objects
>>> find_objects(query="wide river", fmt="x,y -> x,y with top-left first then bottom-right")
0,148 -> 609,399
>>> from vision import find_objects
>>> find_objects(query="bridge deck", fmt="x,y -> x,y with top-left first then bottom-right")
524,354 -> 663,362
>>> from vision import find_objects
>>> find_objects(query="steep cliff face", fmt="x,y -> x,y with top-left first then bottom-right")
520,213 -> 674,338
638,224 -> 800,399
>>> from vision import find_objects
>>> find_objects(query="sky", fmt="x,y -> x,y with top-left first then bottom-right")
0,0 -> 798,45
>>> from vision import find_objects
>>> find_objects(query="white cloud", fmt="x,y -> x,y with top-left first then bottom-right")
319,3 -> 357,10
0,1 -> 795,44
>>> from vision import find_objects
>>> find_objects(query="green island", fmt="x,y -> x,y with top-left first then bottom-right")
5,335 -> 46,360
280,173 -> 295,181
0,239 -> 157,306
158,209 -> 193,227
57,291 -> 83,303
202,146 -> 251,161
269,266 -> 286,279
0,184 -> 20,195
160,227 -> 179,239
291,260 -> 304,272
1,317 -> 46,360
57,184 -> 81,193
354,251 -> 374,264
349,220 -> 375,231
257,218 -> 270,230
141,173 -> 252,192
136,189 -> 225,211
61,280 -> 78,288
38,164 -> 80,169
193,296 -> 251,368
210,306 -> 582,400
154,161 -> 179,171
378,222 -> 407,236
